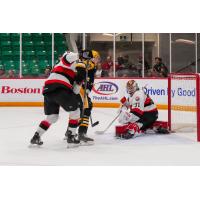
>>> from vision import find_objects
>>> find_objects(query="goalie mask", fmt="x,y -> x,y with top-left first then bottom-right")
126,80 -> 139,96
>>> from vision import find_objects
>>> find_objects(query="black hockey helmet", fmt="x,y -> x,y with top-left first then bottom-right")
79,49 -> 93,60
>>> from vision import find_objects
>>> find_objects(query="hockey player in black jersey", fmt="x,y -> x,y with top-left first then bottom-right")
30,51 -> 90,148
66,49 -> 100,145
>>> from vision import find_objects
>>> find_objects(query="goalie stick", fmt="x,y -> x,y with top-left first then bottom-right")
95,112 -> 121,134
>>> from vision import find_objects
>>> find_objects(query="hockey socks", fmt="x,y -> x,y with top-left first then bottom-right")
36,120 -> 51,136
79,115 -> 89,134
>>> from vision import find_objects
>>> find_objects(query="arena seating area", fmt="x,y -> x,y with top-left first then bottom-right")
0,33 -> 68,76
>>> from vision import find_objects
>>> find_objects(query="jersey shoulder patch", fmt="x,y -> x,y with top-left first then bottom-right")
132,90 -> 145,101
135,96 -> 140,101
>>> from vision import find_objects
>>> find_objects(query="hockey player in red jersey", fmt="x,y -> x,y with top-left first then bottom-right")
116,80 -> 169,139
30,51 -> 90,148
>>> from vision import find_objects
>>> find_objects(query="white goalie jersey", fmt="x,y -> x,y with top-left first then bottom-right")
130,90 -> 156,113
120,89 -> 157,123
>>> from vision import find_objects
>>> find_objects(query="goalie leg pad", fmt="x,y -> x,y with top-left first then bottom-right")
116,124 -> 129,136
115,124 -> 132,139
126,123 -> 141,132
152,121 -> 170,134
144,121 -> 170,134
152,121 -> 168,129
115,123 -> 142,139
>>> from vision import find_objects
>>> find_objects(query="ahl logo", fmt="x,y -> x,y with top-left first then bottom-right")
92,81 -> 118,95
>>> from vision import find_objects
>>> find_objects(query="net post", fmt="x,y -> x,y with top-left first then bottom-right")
168,74 -> 171,131
196,74 -> 200,142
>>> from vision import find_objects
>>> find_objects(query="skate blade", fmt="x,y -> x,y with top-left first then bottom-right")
67,143 -> 80,148
80,141 -> 94,146
28,143 -> 42,148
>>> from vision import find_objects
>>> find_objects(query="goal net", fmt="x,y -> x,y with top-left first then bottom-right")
168,73 -> 200,141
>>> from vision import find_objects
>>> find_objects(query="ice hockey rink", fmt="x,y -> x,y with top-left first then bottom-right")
0,107 -> 200,166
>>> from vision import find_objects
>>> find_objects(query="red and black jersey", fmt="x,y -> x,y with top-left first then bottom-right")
121,90 -> 157,118
43,52 -> 78,94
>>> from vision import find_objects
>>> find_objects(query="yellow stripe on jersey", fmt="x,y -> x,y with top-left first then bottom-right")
76,61 -> 95,70
80,87 -> 89,108
83,60 -> 95,70
82,118 -> 89,122
80,123 -> 89,127
76,62 -> 86,69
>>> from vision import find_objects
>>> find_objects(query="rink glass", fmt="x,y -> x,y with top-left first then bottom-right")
0,33 -> 199,78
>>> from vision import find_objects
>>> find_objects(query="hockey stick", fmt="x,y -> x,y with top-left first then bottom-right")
79,59 -> 90,124
82,58 -> 99,128
95,112 -> 121,134
90,115 -> 99,127
82,60 -> 89,117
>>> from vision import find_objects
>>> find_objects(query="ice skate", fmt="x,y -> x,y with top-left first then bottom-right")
79,132 -> 94,146
65,130 -> 80,148
30,132 -> 43,146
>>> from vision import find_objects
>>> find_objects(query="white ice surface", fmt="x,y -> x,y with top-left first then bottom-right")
0,107 -> 200,166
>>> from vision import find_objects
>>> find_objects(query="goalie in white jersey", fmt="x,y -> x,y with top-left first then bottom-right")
116,80 -> 159,139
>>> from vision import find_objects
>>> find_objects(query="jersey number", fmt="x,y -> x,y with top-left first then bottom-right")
134,103 -> 140,108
